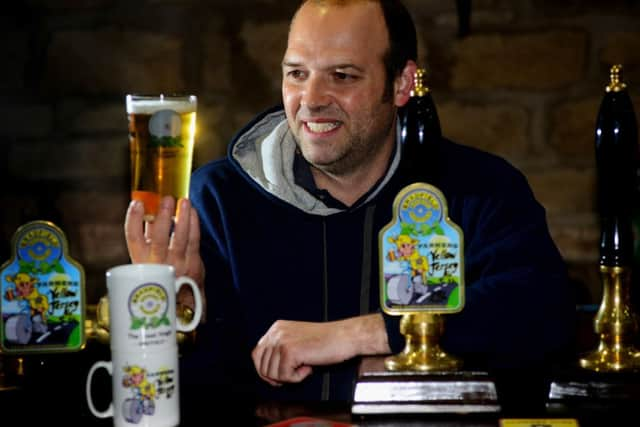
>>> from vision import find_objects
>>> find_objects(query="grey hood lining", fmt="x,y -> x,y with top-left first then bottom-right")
231,109 -> 401,216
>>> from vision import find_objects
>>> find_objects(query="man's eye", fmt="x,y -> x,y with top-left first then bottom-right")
287,70 -> 305,79
334,72 -> 356,81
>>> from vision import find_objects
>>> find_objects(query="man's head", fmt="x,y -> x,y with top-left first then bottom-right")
282,0 -> 417,177
377,0 -> 419,101
298,0 -> 418,100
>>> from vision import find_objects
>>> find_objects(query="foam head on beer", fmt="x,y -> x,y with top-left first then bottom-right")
126,94 -> 197,221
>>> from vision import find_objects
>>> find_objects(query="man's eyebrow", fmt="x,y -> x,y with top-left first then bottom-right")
332,63 -> 364,72
282,61 -> 364,73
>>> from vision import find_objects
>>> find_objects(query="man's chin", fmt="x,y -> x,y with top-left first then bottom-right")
306,158 -> 335,170
299,147 -> 334,166
309,159 -> 354,176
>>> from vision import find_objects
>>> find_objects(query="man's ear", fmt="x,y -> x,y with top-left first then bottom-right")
394,60 -> 417,107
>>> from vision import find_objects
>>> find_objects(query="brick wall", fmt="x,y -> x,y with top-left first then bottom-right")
1,0 -> 640,307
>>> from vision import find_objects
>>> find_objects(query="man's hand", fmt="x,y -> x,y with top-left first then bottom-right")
251,313 -> 390,386
124,196 -> 205,311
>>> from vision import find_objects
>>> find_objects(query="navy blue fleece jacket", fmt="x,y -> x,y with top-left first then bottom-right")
180,106 -> 575,402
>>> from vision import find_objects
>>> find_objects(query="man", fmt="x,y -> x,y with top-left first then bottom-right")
125,0 -> 574,403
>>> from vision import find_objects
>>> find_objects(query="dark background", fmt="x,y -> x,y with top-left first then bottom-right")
1,1 -> 640,423
1,0 -> 640,318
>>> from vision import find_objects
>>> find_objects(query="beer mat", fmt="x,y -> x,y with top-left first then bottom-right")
499,419 -> 579,427
264,417 -> 355,427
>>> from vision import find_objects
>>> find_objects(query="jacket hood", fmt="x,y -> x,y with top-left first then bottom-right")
230,107 -> 401,216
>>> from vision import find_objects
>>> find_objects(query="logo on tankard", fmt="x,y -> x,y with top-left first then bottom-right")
121,364 -> 176,424
128,284 -> 170,330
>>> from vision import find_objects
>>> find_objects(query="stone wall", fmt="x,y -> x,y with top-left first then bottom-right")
2,0 -> 640,306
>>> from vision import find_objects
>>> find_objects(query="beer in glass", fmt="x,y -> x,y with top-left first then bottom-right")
126,94 -> 197,221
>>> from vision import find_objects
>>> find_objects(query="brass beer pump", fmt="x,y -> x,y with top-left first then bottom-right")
384,312 -> 462,372
580,65 -> 640,371
385,69 -> 458,372
399,68 -> 442,148
385,69 -> 459,372
379,183 -> 465,373
352,70 -> 498,415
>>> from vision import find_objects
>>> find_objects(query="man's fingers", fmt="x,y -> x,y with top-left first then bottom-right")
277,349 -> 312,383
253,345 -> 277,386
267,349 -> 282,382
185,208 -> 205,286
186,206 -> 201,262
169,198 -> 191,260
259,343 -> 273,380
124,200 -> 148,263
252,332 -> 310,385
262,376 -> 282,387
253,338 -> 283,386
147,196 -> 175,262
251,344 -> 263,375
291,365 -> 313,383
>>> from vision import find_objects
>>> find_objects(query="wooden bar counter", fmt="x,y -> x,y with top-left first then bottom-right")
1,347 -> 637,426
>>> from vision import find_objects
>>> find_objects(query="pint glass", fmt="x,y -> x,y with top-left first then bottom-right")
126,94 -> 197,221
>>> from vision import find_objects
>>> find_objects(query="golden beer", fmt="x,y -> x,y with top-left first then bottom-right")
126,95 -> 197,220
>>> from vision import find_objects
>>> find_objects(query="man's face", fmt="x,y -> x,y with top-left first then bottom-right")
282,1 -> 398,176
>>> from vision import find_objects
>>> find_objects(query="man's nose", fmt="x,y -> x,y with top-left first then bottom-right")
301,76 -> 330,109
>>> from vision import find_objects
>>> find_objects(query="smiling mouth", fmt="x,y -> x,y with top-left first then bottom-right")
305,121 -> 341,133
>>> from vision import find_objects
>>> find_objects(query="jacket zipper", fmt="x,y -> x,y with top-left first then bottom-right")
321,218 -> 330,401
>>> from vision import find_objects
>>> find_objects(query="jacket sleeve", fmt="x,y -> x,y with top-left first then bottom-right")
442,169 -> 576,370
179,167 -> 255,396
382,163 -> 576,371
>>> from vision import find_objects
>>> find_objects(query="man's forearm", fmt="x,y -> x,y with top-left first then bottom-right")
338,313 -> 391,357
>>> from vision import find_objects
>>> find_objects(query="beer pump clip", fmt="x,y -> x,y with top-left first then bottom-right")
0,221 -> 86,354
379,183 -> 465,371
